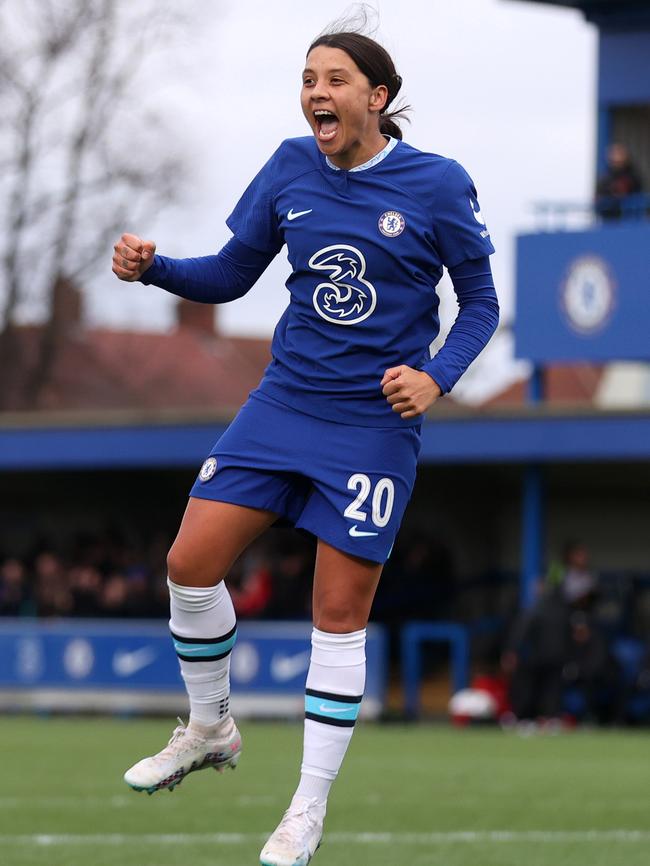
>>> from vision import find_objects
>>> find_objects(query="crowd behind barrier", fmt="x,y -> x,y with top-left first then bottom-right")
0,527 -> 459,624
1,530 -> 649,724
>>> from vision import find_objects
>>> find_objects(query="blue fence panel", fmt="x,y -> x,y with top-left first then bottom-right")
401,621 -> 470,718
0,619 -> 387,718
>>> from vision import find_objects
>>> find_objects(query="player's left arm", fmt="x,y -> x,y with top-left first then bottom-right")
381,365 -> 442,419
382,256 -> 499,419
382,160 -> 499,419
420,255 -> 500,393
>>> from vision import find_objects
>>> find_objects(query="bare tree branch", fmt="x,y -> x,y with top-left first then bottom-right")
0,0 -> 96,332
0,0 -> 195,408
26,0 -> 118,398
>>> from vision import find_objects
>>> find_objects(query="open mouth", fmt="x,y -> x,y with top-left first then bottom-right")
314,109 -> 339,142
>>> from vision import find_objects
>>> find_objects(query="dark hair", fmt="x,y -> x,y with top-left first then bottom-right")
307,32 -> 410,140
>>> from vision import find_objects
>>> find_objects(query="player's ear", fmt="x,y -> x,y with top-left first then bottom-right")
369,85 -> 388,114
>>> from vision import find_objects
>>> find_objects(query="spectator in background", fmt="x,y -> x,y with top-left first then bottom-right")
596,142 -> 644,220
68,565 -> 103,617
122,566 -> 152,618
0,558 -> 32,616
502,582 -> 570,721
266,534 -> 314,620
562,610 -> 623,724
503,541 -> 623,725
101,572 -> 131,618
33,551 -> 73,617
229,549 -> 273,619
553,540 -> 598,611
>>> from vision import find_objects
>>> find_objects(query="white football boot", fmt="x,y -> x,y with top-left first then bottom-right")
124,716 -> 241,794
260,795 -> 326,866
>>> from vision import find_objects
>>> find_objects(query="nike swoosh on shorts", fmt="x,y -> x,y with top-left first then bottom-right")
349,525 -> 379,538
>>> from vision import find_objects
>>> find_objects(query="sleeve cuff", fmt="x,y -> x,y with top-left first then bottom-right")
421,359 -> 453,395
139,255 -> 165,285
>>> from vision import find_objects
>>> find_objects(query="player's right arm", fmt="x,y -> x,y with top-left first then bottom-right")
112,142 -> 286,301
112,233 -> 156,282
111,233 -> 276,304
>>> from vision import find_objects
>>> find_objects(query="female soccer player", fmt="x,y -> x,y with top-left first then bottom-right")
112,28 -> 499,866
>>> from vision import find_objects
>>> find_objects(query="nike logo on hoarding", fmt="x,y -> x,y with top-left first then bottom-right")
349,525 -> 379,537
287,208 -> 313,221
112,647 -> 157,677
270,650 -> 311,682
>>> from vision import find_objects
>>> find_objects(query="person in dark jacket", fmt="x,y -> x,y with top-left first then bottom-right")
502,584 -> 571,720
596,142 -> 644,220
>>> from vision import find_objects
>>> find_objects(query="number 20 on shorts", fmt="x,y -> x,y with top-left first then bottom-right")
343,473 -> 395,527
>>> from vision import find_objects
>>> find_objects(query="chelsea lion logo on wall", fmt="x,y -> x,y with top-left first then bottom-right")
560,255 -> 616,335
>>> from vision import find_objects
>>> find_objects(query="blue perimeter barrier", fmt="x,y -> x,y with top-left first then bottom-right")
401,622 -> 470,718
0,619 -> 387,719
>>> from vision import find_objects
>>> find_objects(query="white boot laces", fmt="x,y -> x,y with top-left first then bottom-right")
153,718 -> 195,764
273,798 -> 320,846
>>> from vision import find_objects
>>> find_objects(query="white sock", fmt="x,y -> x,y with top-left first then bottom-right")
295,627 -> 366,805
168,578 -> 237,728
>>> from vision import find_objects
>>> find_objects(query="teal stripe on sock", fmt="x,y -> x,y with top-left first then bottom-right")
304,694 -> 361,722
173,632 -> 237,657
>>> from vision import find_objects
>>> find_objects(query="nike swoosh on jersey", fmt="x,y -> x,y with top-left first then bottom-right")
287,208 -> 313,221
319,704 -> 354,714
349,525 -> 379,538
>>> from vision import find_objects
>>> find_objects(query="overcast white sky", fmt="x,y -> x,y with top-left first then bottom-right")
88,0 -> 598,402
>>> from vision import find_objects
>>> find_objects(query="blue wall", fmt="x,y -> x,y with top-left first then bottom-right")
2,411 -> 650,471
598,31 -> 650,104
597,29 -> 650,170
0,422 -> 225,470
515,223 -> 650,363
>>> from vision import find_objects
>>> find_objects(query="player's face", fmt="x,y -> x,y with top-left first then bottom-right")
301,46 -> 388,170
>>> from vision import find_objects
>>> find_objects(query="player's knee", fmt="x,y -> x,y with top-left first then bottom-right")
166,543 -> 222,588
314,602 -> 366,634
166,544 -> 192,585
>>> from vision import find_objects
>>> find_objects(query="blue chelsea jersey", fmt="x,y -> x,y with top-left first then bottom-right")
227,136 -> 495,428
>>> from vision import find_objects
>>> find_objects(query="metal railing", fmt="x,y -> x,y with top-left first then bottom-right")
531,193 -> 650,232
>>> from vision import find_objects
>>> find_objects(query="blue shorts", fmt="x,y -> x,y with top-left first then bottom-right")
189,393 -> 421,563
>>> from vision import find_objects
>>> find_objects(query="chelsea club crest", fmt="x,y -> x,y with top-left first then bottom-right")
560,255 -> 616,335
199,457 -> 218,481
378,210 -> 405,237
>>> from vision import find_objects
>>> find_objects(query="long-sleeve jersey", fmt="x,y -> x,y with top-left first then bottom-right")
142,135 -> 499,426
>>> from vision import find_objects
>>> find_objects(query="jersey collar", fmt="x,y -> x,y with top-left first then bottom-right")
325,136 -> 398,173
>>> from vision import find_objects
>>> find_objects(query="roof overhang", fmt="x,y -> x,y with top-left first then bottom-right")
506,0 -> 650,26
3,407 -> 650,468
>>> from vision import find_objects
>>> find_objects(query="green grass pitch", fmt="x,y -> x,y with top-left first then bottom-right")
1,716 -> 649,866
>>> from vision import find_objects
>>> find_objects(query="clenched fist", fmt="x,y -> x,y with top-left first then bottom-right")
112,233 -> 156,282
380,365 -> 442,419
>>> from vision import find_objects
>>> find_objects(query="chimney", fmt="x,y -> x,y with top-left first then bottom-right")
52,276 -> 83,334
176,298 -> 217,336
